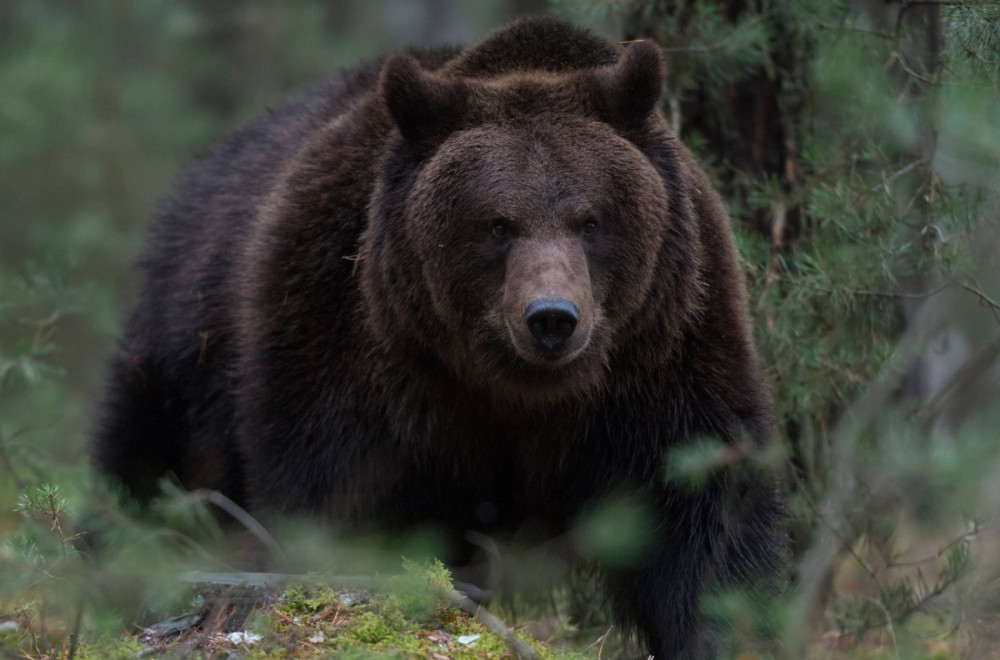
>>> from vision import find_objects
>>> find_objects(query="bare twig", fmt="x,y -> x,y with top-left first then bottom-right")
0,427 -> 29,490
184,489 -> 287,569
871,157 -> 931,192
954,276 -> 1000,324
658,16 -> 765,53
894,54 -> 939,86
790,279 -> 951,301
343,253 -> 363,277
818,22 -> 896,40
464,530 -> 503,596
590,625 -> 614,659
920,334 -> 1000,424
848,552 -> 968,640
67,600 -> 84,660
902,0 -> 966,6
617,39 -> 646,58
886,521 -> 983,569
788,277 -> 1000,327
440,588 -> 538,660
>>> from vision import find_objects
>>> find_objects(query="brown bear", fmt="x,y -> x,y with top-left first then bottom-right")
92,17 -> 786,658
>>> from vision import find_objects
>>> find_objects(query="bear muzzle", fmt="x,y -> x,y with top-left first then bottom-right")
500,237 -> 595,365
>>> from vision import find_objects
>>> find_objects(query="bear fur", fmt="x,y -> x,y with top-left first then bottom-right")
92,17 -> 786,658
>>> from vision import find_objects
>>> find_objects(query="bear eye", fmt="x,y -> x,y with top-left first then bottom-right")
490,218 -> 509,240
582,217 -> 599,236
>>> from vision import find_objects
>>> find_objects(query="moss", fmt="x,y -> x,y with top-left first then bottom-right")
403,557 -> 452,593
0,624 -> 20,652
281,581 -> 343,615
384,558 -> 454,617
74,637 -> 146,660
348,611 -> 399,645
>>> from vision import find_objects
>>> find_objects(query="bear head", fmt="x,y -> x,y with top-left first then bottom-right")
363,39 -> 695,410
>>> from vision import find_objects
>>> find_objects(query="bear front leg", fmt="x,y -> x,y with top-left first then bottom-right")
606,509 -> 710,659
606,481 -> 785,659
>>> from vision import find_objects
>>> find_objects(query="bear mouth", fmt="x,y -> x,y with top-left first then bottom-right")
484,336 -> 607,409
454,314 -> 609,407
503,319 -> 592,367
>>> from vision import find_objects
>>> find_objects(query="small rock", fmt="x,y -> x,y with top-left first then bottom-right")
143,613 -> 203,638
224,631 -> 262,645
457,633 -> 481,647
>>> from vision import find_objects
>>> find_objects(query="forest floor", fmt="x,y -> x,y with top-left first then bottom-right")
1,561 -> 974,660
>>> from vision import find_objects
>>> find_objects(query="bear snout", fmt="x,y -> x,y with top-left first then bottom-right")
501,238 -> 594,365
525,297 -> 579,358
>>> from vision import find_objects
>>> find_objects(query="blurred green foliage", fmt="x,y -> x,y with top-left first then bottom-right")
570,0 -> 1000,655
1,0 -> 999,657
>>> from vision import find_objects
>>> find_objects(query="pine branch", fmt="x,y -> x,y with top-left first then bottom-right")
885,521 -> 984,569
786,277 -> 1000,327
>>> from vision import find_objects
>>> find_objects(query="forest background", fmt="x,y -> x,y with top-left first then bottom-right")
1,1 -> 999,658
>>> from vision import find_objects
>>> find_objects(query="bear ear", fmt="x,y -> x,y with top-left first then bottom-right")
592,40 -> 665,130
380,54 -> 469,144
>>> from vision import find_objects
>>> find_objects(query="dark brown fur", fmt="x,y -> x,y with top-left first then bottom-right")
92,18 -> 785,658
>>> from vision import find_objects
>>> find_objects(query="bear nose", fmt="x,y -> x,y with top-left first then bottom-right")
525,297 -> 579,357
